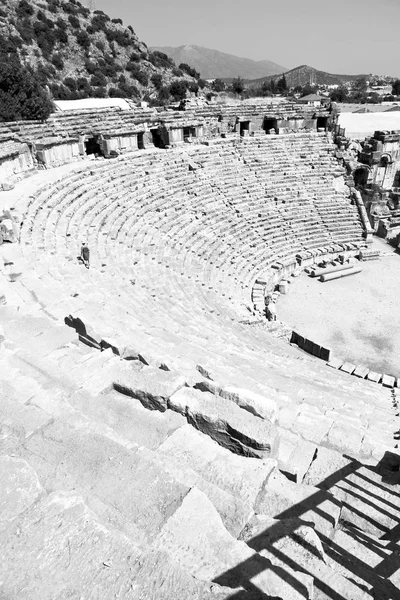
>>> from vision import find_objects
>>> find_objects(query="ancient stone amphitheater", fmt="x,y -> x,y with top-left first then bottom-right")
0,100 -> 399,599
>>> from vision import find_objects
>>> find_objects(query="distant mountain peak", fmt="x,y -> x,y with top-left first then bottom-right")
248,64 -> 367,87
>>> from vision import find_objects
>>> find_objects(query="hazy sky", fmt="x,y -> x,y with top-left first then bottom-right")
94,0 -> 400,76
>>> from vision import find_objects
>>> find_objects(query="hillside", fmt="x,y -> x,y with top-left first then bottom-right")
151,45 -> 286,80
0,0 -> 199,102
248,64 -> 366,87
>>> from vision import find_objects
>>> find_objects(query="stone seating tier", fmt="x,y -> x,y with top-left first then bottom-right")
3,131 -> 397,598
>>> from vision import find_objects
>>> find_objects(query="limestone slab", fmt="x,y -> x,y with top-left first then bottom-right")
19,421 -> 189,545
0,456 -> 43,528
154,487 -> 312,599
0,491 -> 142,600
353,365 -> 369,379
382,374 -> 395,388
367,371 -> 381,383
130,549 -> 255,600
256,469 -> 341,538
169,387 -> 279,458
113,365 -> 187,412
156,424 -> 275,509
340,362 -> 356,375
197,379 -> 278,422
277,429 -> 317,483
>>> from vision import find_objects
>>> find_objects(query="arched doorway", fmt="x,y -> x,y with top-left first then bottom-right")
353,167 -> 369,187
137,133 -> 145,150
239,121 -> 251,136
316,116 -> 328,131
151,129 -> 165,148
263,117 -> 278,134
85,136 -> 103,156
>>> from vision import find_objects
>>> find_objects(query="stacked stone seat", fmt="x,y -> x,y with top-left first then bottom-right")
2,131 -> 400,598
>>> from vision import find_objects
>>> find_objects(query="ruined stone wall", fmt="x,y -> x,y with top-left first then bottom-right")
0,141 -> 34,187
0,100 -> 336,170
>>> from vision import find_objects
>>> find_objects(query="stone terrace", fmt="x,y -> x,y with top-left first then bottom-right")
1,131 -> 399,599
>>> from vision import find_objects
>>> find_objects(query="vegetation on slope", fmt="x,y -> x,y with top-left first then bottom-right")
0,56 -> 54,120
0,0 -> 203,116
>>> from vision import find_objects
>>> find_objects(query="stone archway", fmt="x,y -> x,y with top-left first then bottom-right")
353,166 -> 369,187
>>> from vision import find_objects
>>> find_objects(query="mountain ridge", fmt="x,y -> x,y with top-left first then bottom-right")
150,44 -> 287,80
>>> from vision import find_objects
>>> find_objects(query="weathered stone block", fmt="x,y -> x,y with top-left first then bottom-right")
340,362 -> 356,375
169,387 -> 279,458
113,366 -> 187,412
197,379 -> 277,421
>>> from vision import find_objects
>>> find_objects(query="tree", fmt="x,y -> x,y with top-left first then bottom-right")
169,80 -> 188,101
353,76 -> 368,93
300,83 -> 317,97
231,77 -> 244,95
330,86 -> 348,103
276,74 -> 288,93
212,78 -> 225,92
0,57 -> 54,121
392,79 -> 400,96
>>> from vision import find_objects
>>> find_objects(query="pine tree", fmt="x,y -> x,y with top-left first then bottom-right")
0,56 -> 54,121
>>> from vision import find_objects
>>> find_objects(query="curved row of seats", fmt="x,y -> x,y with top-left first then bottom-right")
15,132 -> 395,462
2,130 -> 400,599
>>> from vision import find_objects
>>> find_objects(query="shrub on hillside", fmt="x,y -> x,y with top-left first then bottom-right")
84,60 -> 97,74
68,14 -> 80,28
126,62 -> 148,86
93,10 -> 110,21
148,51 -> 174,69
16,18 -> 34,44
157,86 -> 171,104
64,77 -> 77,91
37,62 -> 56,82
91,86 -> 107,98
48,0 -> 61,14
151,73 -> 163,90
16,0 -> 34,18
54,26 -> 68,43
90,71 -> 107,87
109,86 -> 127,98
0,58 -> 54,121
51,53 -> 64,70
76,30 -> 90,49
76,76 -> 89,90
118,80 -> 139,97
0,34 -> 19,54
105,28 -> 131,47
90,14 -> 107,33
179,62 -> 200,79
56,17 -> 67,29
62,2 -> 79,14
